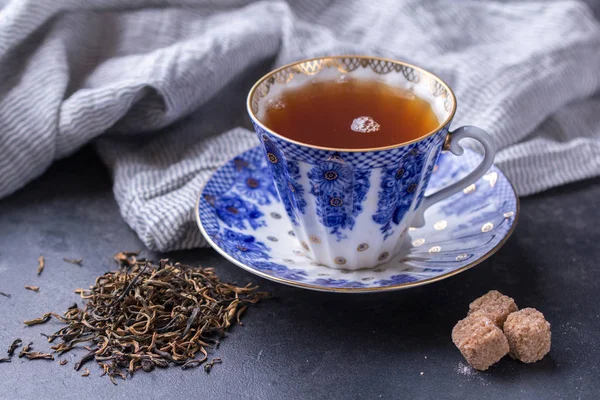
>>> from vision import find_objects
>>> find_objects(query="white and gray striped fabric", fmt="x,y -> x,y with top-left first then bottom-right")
1,0 -> 600,251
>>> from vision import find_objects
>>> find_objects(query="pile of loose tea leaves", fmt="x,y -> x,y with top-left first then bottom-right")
23,252 -> 269,384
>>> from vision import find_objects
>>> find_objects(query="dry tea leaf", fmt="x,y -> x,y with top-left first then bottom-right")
204,357 -> 222,373
113,251 -> 140,266
18,342 -> 33,358
24,312 -> 67,326
23,352 -> 54,360
7,339 -> 22,357
74,351 -> 95,371
81,368 -> 90,377
37,256 -> 45,275
0,291 -> 10,298
60,359 -> 68,366
24,314 -> 52,326
63,258 -> 83,266
25,285 -> 39,292
0,358 -> 11,363
15,341 -> 54,360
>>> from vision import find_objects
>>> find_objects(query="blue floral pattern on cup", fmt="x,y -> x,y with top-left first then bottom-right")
252,120 -> 450,269
307,158 -> 371,240
372,153 -> 424,239
258,135 -> 307,225
286,160 -> 307,215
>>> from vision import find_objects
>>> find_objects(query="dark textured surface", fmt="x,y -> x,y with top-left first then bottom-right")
0,147 -> 599,400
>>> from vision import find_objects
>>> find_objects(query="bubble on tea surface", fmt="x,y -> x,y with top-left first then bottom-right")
395,88 -> 416,100
351,116 -> 380,133
266,97 -> 286,111
336,75 -> 351,84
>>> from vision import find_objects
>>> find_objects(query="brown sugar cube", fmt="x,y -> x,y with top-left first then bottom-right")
468,290 -> 518,328
452,311 -> 509,371
503,308 -> 551,363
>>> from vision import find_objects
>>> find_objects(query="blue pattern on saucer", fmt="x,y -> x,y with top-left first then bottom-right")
197,146 -> 518,292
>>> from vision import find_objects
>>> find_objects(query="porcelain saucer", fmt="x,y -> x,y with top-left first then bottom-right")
196,146 -> 518,293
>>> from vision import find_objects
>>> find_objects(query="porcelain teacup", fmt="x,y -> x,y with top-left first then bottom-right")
247,56 -> 495,270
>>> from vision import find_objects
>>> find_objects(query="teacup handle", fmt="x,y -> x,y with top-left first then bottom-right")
411,125 -> 496,228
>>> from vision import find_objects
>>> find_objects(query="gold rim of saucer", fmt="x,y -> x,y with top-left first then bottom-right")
246,55 -> 457,153
195,159 -> 520,294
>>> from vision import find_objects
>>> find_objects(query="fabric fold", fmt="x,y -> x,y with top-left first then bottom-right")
1,0 -> 600,251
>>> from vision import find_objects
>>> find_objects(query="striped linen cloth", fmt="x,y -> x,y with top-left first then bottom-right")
1,0 -> 600,251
